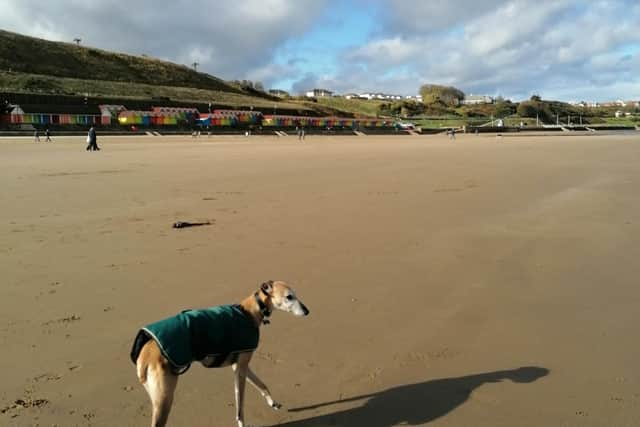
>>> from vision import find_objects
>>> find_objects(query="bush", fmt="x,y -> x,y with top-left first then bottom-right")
378,100 -> 426,117
419,84 -> 465,106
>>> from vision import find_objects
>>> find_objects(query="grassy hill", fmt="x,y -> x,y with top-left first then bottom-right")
0,29 -> 323,113
0,29 -> 245,93
312,97 -> 387,117
0,70 -> 310,111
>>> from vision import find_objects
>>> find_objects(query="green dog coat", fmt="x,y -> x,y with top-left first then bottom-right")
130,304 -> 259,374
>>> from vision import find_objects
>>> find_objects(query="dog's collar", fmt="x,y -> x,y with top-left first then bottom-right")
254,291 -> 271,325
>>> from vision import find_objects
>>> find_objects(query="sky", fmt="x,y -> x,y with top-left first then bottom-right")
1,0 -> 639,101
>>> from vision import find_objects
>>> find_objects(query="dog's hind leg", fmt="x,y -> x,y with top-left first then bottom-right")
247,367 -> 282,410
145,364 -> 178,427
137,341 -> 178,427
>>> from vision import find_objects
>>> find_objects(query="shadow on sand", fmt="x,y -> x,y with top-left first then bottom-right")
270,366 -> 549,427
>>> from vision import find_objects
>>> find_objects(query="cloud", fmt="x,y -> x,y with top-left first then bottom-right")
0,0 -> 328,83
348,37 -> 422,65
383,0 -> 508,35
331,0 -> 640,100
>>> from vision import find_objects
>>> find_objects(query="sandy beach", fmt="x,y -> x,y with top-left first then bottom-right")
1,132 -> 639,426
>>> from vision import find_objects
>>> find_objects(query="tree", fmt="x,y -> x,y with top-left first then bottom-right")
517,99 -> 554,123
419,84 -> 465,106
517,102 -> 538,118
495,100 -> 516,117
377,100 -> 425,117
254,81 -> 265,92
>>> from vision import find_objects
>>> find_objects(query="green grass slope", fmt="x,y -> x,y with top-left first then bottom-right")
0,29 -> 243,93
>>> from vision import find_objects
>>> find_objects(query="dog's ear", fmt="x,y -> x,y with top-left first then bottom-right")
261,280 -> 274,295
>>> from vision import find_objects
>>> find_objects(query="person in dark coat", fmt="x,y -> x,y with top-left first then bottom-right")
86,126 -> 100,151
45,128 -> 52,142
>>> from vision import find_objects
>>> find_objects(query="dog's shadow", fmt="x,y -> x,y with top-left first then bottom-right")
270,366 -> 549,427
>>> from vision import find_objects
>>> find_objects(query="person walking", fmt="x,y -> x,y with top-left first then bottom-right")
34,129 -> 40,142
86,126 -> 100,151
45,128 -> 52,142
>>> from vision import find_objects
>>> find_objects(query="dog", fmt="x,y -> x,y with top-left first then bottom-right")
130,280 -> 309,427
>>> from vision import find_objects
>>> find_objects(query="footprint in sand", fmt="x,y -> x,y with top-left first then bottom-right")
33,373 -> 62,383
434,182 -> 478,193
1,385 -> 50,418
66,362 -> 81,372
41,315 -> 81,327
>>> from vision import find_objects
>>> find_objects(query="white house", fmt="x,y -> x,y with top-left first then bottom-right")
305,89 -> 334,98
461,95 -> 494,105
269,89 -> 290,98
405,95 -> 424,103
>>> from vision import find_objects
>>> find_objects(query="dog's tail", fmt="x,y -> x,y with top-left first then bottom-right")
131,331 -> 151,384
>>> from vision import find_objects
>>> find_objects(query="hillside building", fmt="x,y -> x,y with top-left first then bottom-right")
305,89 -> 334,98
461,95 -> 494,105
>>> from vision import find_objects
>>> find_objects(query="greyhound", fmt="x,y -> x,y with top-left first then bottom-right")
130,280 -> 309,427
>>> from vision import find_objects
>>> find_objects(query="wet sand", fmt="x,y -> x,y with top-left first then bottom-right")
1,133 -> 639,426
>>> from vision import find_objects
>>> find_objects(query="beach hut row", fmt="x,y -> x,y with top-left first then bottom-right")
212,110 -> 263,125
117,110 -> 197,126
153,107 -> 199,114
197,113 -> 238,127
100,105 -> 126,118
261,115 -> 351,128
1,105 -> 393,130
261,115 -> 393,129
359,119 -> 393,128
7,113 -> 106,125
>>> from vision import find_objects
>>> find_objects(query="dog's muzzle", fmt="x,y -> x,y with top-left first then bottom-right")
300,303 -> 310,316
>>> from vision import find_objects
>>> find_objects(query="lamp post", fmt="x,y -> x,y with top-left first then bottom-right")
73,38 -> 81,45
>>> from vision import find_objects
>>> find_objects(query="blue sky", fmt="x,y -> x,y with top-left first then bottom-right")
1,0 -> 639,101
271,5 -> 378,92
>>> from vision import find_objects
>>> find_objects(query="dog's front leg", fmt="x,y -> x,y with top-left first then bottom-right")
232,356 -> 250,427
247,367 -> 281,410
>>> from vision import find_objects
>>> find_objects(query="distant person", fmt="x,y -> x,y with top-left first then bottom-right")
34,129 -> 40,143
45,128 -> 52,142
449,128 -> 456,140
86,126 -> 100,151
